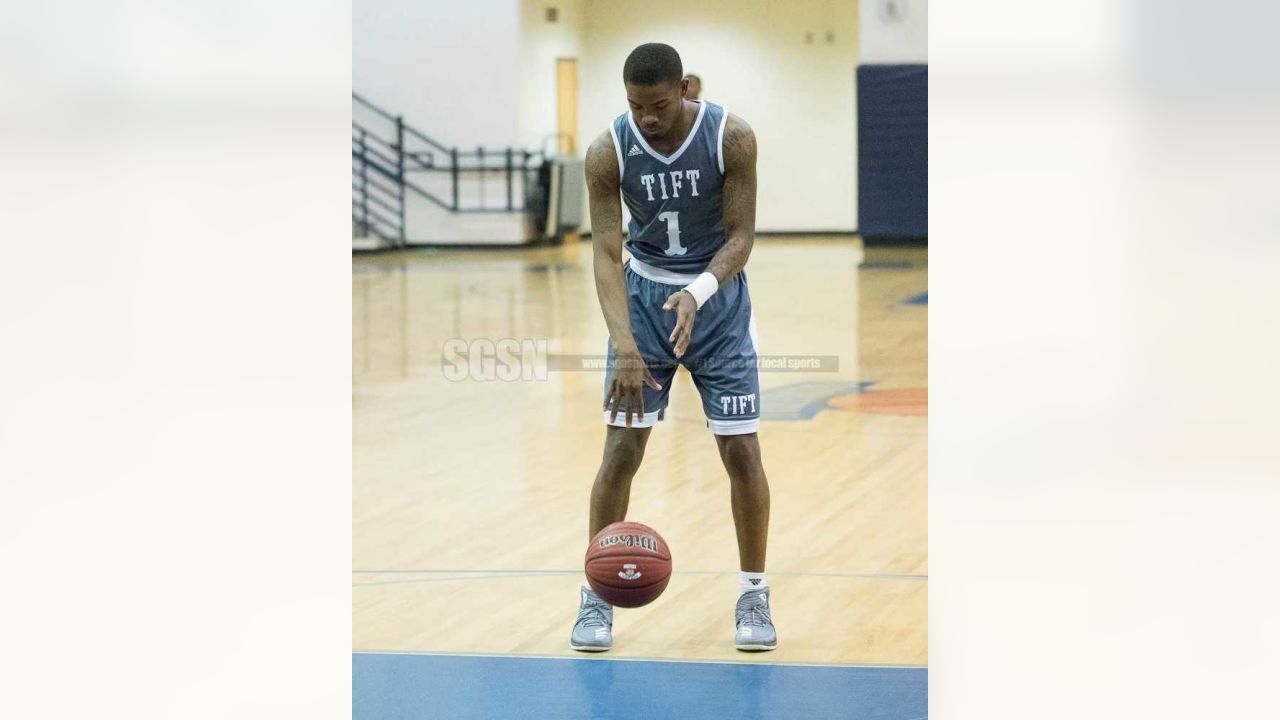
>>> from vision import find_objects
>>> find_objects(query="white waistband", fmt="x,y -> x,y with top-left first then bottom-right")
626,257 -> 701,285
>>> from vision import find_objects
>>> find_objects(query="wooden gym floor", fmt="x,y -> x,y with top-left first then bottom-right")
353,237 -> 926,674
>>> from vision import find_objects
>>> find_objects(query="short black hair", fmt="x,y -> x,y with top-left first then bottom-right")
623,43 -> 683,86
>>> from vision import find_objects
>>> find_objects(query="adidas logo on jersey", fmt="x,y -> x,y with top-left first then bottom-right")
627,144 -> 642,157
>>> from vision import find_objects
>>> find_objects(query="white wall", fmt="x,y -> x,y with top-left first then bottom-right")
354,0 -> 587,153
354,0 -> 864,236
353,0 -> 520,146
859,0 -> 927,63
577,0 -> 859,233
516,0 -> 585,153
355,0 -> 532,245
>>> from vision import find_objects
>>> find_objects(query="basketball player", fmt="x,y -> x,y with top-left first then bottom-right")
571,43 -> 776,652
683,73 -> 702,100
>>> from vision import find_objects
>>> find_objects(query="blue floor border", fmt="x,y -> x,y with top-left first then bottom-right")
354,651 -> 927,719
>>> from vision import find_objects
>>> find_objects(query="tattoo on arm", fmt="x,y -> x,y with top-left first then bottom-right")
585,134 -> 623,246
706,116 -> 757,285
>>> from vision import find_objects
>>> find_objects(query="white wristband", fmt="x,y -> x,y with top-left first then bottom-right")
682,272 -> 719,309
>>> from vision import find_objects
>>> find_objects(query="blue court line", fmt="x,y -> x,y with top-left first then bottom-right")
355,649 -> 925,669
355,649 -> 926,670
902,291 -> 928,305
353,651 -> 927,720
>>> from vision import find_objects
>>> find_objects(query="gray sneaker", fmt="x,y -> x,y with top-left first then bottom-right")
570,585 -> 614,652
735,588 -> 778,651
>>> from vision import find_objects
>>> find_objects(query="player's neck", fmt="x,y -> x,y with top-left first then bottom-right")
650,100 -> 698,152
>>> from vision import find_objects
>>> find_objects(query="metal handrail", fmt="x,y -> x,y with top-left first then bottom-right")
358,203 -> 402,230
352,141 -> 399,171
352,92 -> 395,121
353,173 -> 400,201
354,93 -> 453,153
353,148 -> 450,209
359,220 -> 399,245
352,92 -> 546,245
352,186 -> 401,216
401,123 -> 452,154
356,127 -> 399,155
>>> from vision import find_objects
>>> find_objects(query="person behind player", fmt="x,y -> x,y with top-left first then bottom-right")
683,73 -> 702,100
570,43 -> 775,653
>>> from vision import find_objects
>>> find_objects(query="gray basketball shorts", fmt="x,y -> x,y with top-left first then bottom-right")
603,258 -> 760,435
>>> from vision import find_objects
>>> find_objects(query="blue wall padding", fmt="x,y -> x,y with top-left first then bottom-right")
857,64 -> 928,240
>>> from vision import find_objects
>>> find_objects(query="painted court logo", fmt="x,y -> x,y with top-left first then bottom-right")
618,564 -> 642,580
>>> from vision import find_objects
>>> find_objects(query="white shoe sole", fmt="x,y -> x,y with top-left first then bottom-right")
735,642 -> 778,652
570,643 -> 612,652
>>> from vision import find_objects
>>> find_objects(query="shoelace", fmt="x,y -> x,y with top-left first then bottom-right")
578,599 -> 612,628
736,593 -> 772,626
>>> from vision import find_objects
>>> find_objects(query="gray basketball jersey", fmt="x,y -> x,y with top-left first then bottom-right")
609,101 -> 729,274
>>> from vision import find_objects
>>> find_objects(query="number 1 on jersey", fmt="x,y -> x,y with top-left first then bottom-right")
657,211 -> 687,256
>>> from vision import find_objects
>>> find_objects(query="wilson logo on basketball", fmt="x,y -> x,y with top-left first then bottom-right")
618,564 -> 642,580
598,534 -> 659,553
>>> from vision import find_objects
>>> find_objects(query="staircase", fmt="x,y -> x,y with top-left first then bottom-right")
352,93 -> 544,249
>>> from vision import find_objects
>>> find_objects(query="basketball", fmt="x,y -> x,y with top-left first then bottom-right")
584,521 -> 673,608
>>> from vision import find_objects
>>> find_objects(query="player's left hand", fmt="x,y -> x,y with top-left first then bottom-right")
662,290 -> 698,359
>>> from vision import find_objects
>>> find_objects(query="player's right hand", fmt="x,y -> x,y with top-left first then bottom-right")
605,352 -> 663,428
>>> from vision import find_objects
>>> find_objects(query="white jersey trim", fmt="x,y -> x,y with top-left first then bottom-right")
627,100 -> 707,166
626,257 -> 702,286
717,106 -> 729,175
708,417 -> 760,435
608,122 -> 625,180
603,408 -> 663,428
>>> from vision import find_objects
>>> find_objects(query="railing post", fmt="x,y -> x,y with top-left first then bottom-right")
505,147 -> 513,211
395,115 -> 406,246
451,147 -> 459,211
477,146 -> 485,210
358,129 -> 370,237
